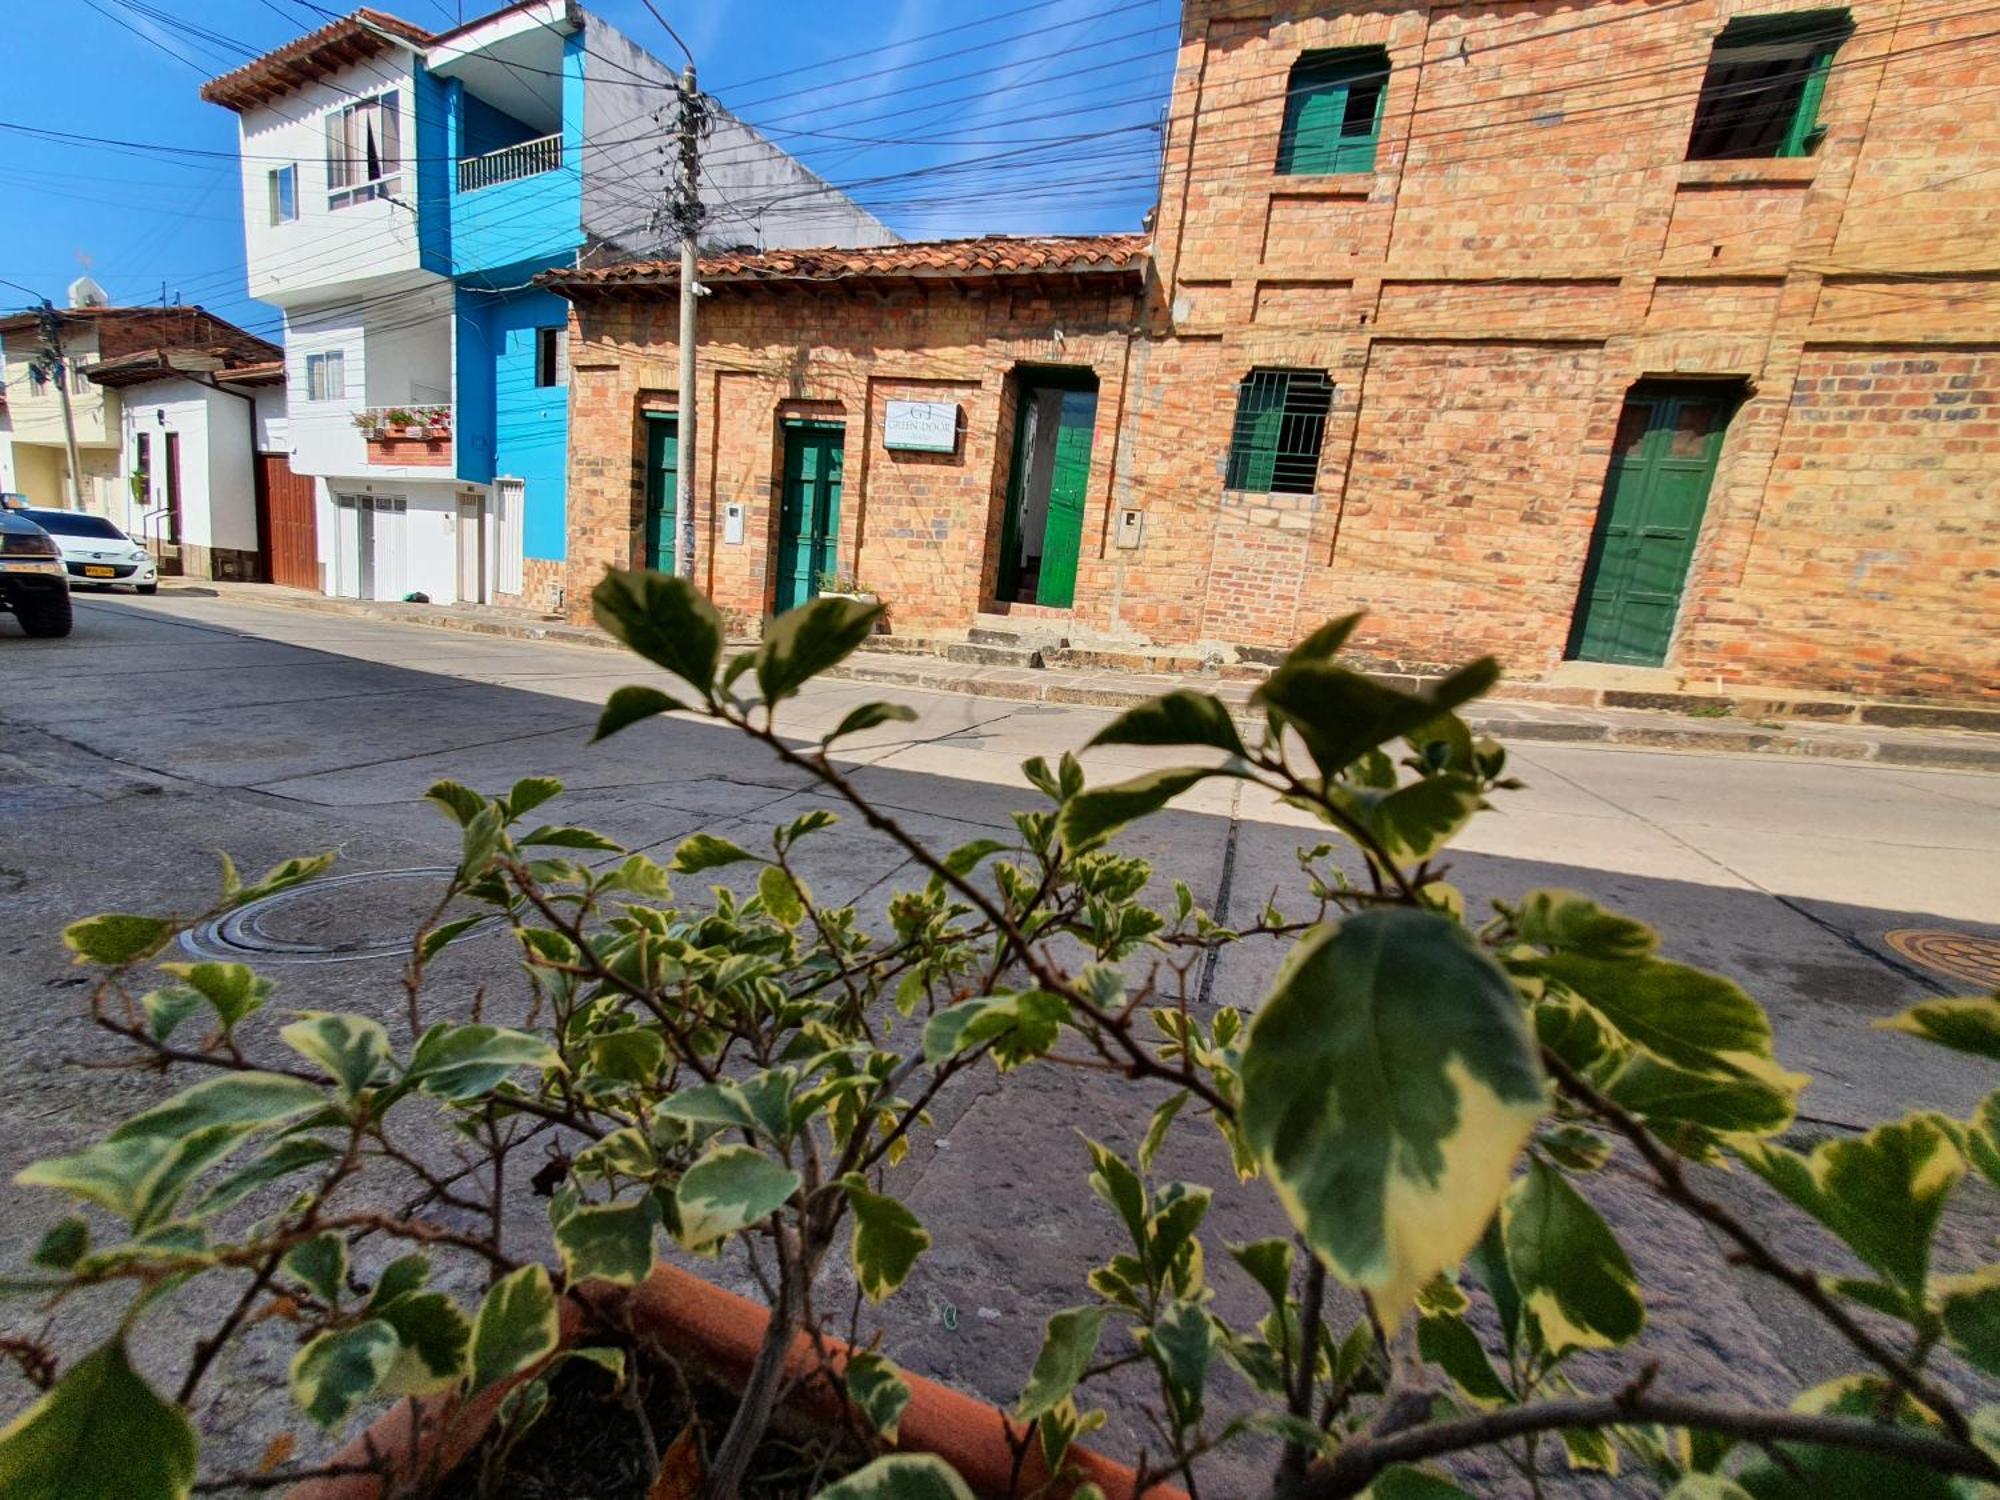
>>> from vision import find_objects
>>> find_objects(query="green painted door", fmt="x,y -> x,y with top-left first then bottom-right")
1569,388 -> 1731,666
776,424 -> 843,614
643,415 -> 677,571
1035,390 -> 1096,608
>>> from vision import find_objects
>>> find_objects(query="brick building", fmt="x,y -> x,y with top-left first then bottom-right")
551,0 -> 1998,706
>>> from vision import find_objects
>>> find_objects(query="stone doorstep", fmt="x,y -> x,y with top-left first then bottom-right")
173,586 -> 2000,771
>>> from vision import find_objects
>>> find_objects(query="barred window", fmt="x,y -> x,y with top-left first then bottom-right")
1226,369 -> 1333,494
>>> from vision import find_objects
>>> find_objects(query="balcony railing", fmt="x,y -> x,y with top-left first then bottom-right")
457,133 -> 563,193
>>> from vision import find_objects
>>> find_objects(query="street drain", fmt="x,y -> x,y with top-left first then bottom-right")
1884,928 -> 2000,989
180,867 -> 500,966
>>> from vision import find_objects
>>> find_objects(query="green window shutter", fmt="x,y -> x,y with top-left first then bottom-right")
1687,9 -> 1852,160
1227,369 -> 1335,494
1277,48 -> 1389,176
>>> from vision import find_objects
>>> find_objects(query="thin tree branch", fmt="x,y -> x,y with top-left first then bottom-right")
1540,1046 -> 1973,1445
1290,1390 -> 2000,1499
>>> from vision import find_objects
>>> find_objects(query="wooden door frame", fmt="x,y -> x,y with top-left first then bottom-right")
992,364 -> 1100,609
775,420 -> 845,615
642,412 -> 678,571
1566,379 -> 1740,666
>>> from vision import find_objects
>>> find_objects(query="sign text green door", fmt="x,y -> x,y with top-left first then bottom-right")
643,414 -> 677,572
776,424 -> 843,614
1568,387 -> 1731,667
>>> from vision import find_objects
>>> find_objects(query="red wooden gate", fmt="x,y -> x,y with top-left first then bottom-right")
256,454 -> 318,591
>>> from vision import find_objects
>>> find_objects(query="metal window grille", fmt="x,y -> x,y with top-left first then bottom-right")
1226,369 -> 1333,494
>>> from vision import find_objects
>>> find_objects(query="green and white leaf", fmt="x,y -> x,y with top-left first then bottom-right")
1876,995 -> 2000,1063
845,1349 -> 913,1440
554,1196 -> 659,1286
672,1145 -> 799,1253
814,1455 -> 977,1500
376,1291 -> 473,1396
281,1012 -> 389,1098
1016,1305 -> 1110,1423
1239,909 -> 1545,1321
470,1264 -> 560,1394
843,1175 -> 930,1301
1503,1156 -> 1644,1355
0,1339 -> 196,1500
404,1024 -> 560,1101
283,1231 -> 347,1305
291,1320 -> 398,1429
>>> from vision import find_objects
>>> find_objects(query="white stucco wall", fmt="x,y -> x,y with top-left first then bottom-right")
318,478 -> 463,603
116,377 -> 259,553
283,288 -> 451,479
237,58 -> 426,307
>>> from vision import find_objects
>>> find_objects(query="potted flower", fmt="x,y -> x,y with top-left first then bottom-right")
815,570 -> 876,606
5,577 -> 1995,1500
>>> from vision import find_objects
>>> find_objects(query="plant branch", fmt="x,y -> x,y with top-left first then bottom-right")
1540,1046 -> 1974,1445
1289,1389 -> 2000,1499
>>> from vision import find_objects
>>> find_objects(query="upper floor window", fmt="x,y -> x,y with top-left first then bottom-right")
534,326 -> 568,388
1686,10 -> 1854,160
305,350 -> 346,402
326,92 -> 400,209
28,364 -> 47,394
268,164 -> 298,225
69,360 -> 89,395
1226,368 -> 1334,494
1277,47 -> 1389,175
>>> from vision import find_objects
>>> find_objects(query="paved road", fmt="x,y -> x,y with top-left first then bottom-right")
2,592 -> 1996,1486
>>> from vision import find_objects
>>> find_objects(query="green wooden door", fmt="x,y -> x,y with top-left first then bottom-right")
1569,389 -> 1730,666
776,424 -> 843,614
643,415 -> 677,571
1035,390 -> 1096,608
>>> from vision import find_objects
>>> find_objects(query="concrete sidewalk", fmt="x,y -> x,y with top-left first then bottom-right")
164,581 -> 2000,772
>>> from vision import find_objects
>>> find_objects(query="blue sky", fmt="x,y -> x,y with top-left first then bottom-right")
3,0 -> 1179,340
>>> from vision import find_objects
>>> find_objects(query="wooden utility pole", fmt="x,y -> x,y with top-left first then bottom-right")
673,64 -> 702,584
38,303 -> 86,511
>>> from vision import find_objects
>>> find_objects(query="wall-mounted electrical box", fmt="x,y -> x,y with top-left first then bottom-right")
1115,507 -> 1145,549
724,503 -> 746,545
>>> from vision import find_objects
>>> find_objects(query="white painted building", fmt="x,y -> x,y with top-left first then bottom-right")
89,352 -> 287,579
202,2 -> 892,606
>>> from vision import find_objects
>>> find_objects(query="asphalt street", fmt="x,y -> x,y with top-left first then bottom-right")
2,591 -> 1996,1488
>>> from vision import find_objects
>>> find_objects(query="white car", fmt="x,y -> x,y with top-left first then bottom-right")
23,509 -> 159,594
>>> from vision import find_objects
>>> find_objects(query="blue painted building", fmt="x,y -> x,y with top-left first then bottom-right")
203,1 -> 892,607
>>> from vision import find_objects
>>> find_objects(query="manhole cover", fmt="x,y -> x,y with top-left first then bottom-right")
1884,929 -> 2000,989
180,868 -> 500,966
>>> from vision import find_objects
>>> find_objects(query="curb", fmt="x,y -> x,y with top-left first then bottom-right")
172,588 -> 2000,773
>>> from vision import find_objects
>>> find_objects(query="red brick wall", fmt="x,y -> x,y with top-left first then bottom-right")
558,0 -> 1998,705
563,284 -> 1139,637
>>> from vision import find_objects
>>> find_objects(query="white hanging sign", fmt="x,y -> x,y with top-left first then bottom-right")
883,400 -> 959,453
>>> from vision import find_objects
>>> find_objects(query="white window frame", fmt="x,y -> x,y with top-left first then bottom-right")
305,350 -> 346,402
268,163 -> 298,224
325,91 -> 401,210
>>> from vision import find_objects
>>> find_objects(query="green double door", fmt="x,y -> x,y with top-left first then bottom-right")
775,423 -> 843,613
998,381 -> 1096,609
1569,386 -> 1732,667
643,414 -> 678,571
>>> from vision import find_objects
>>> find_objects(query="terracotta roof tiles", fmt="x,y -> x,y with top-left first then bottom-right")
544,234 -> 1150,294
201,9 -> 432,113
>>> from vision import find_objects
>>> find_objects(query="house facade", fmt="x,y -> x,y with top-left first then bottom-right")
201,2 -> 890,611
0,300 -> 279,572
83,352 -> 287,580
551,0 -> 1997,706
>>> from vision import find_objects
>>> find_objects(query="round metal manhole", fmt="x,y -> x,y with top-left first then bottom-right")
1884,929 -> 2000,990
180,867 -> 500,966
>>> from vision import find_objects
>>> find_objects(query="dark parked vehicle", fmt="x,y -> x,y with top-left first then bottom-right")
0,510 -> 74,637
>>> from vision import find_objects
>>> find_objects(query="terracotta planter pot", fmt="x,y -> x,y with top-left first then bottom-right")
289,1262 -> 1182,1500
